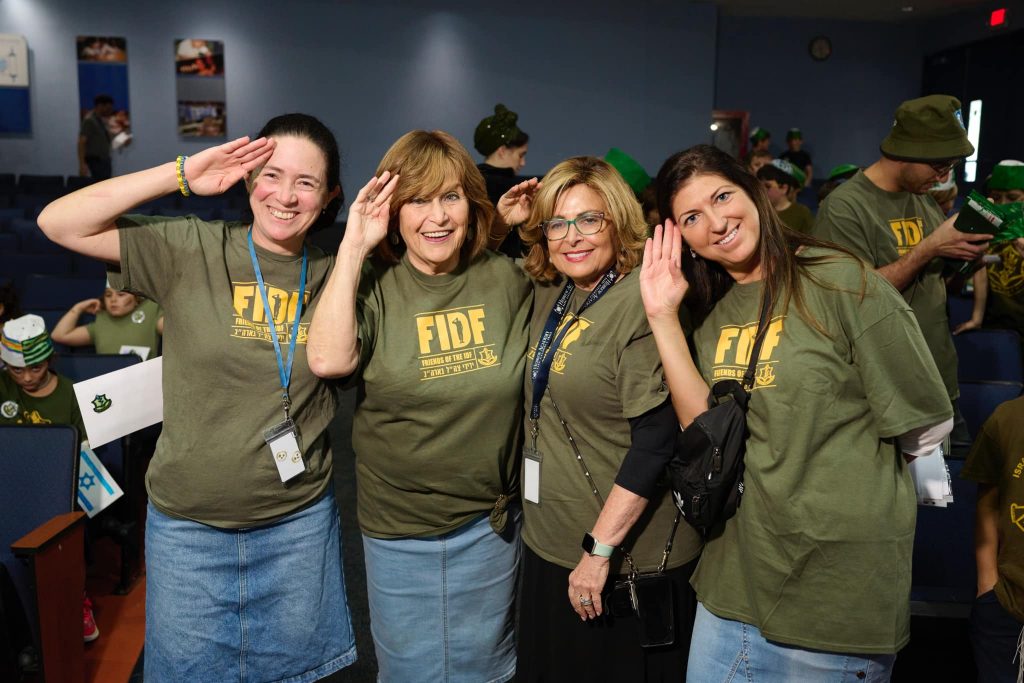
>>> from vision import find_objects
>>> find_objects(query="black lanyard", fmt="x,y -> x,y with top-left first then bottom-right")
529,268 -> 617,422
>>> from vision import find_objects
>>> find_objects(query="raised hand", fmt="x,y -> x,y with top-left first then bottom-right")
76,298 -> 102,314
496,177 -> 540,228
640,220 -> 690,320
183,136 -> 276,196
342,171 -> 399,254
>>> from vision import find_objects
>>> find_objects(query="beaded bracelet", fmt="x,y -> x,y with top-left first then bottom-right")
175,155 -> 191,197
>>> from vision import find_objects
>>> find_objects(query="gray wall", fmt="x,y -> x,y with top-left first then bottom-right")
0,0 -> 717,186
714,14 -> 923,176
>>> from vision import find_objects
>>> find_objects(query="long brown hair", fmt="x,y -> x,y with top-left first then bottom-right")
373,130 -> 493,265
655,144 -> 863,329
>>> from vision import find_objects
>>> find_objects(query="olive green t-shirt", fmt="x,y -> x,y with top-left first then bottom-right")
522,272 -> 703,573
778,201 -> 815,235
984,243 -> 1024,334
962,396 -> 1024,621
814,171 -> 959,401
110,215 -> 337,528
0,371 -> 86,439
351,251 -> 532,539
86,299 -> 162,356
691,249 -> 952,654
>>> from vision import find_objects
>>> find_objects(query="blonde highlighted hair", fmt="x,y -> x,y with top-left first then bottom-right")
373,130 -> 494,265
520,156 -> 648,284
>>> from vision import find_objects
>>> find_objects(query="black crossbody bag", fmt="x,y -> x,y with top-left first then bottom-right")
668,295 -> 773,534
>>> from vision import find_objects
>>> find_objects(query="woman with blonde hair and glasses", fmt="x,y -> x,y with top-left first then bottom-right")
497,156 -> 702,680
308,130 -> 531,682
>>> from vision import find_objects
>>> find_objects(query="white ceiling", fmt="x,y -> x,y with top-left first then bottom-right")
713,0 -> 997,21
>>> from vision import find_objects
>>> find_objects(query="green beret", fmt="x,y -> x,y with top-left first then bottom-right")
989,160 -> 1024,191
604,148 -> 652,195
880,94 -> 974,161
769,158 -> 804,187
750,127 -> 770,143
786,128 -> 802,141
827,164 -> 860,181
474,104 -> 523,157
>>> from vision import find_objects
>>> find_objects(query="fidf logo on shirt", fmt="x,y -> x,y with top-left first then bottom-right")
230,281 -> 311,344
416,305 -> 500,381
711,316 -> 784,388
889,218 -> 925,256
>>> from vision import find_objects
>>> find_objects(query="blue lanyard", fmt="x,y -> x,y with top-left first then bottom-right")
247,227 -> 308,417
529,268 -> 617,422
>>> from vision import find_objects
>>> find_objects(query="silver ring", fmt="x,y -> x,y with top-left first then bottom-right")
578,595 -> 593,606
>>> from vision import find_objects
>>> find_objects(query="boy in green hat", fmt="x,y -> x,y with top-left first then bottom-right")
780,128 -> 813,187
0,313 -> 85,436
814,94 -> 991,415
757,159 -> 814,234
954,160 -> 1024,336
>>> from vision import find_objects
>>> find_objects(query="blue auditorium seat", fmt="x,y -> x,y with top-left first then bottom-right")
0,252 -> 74,277
911,459 -> 977,616
72,254 -> 109,279
947,295 -> 972,330
959,381 -> 1024,440
0,424 -> 84,676
953,329 -> 1023,384
64,176 -> 96,193
21,274 -> 105,310
0,233 -> 18,251
16,174 -> 64,195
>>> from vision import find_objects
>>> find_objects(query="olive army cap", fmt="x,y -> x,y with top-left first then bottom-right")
880,94 -> 974,162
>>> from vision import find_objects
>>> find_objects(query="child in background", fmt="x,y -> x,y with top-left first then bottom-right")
757,159 -> 815,234
747,149 -> 772,175
780,128 -> 813,187
52,283 -> 162,359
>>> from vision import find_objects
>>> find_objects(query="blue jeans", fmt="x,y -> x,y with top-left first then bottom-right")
362,510 -> 520,683
145,490 -> 356,683
687,603 -> 896,683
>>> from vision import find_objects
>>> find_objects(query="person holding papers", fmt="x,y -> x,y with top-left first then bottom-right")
38,114 -> 358,681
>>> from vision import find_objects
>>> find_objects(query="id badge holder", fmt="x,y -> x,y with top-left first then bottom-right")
264,418 -> 305,483
523,422 -> 542,505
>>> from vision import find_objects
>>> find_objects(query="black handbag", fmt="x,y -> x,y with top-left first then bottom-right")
669,295 -> 773,534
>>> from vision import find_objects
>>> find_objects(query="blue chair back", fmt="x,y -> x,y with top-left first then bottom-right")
21,274 -> 105,310
60,353 -> 142,483
911,458 -> 978,606
954,329 -> 1023,383
0,425 -> 79,646
959,381 -> 1024,440
0,252 -> 74,277
947,296 -> 972,330
16,174 -> 64,195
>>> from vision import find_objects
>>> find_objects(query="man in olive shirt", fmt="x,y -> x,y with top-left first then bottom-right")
814,95 -> 991,410
78,94 -> 114,179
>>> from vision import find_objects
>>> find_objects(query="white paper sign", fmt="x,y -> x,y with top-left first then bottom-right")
73,357 -> 163,448
0,35 -> 29,87
118,344 -> 150,360
909,444 -> 954,507
77,441 -> 123,518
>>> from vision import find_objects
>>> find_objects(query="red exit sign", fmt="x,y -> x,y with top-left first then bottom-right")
990,8 -> 1007,27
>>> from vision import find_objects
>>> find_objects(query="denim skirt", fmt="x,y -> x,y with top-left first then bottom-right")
361,510 -> 520,683
144,490 -> 356,683
687,603 -> 896,683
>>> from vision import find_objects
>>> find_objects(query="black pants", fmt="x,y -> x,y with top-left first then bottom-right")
970,589 -> 1024,683
85,155 -> 112,180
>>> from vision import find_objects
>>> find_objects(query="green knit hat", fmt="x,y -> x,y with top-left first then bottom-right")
827,164 -> 860,181
786,128 -> 802,141
989,160 -> 1024,191
604,148 -> 652,195
1,314 -> 54,368
750,126 -> 770,143
474,104 -> 524,157
769,158 -> 804,187
880,94 -> 974,161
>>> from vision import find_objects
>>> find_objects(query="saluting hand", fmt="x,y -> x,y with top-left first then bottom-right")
496,177 -> 540,228
640,220 -> 690,320
182,136 -> 276,196
342,171 -> 399,254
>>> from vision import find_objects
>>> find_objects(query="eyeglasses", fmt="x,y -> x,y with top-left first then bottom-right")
927,159 -> 959,176
540,211 -> 606,240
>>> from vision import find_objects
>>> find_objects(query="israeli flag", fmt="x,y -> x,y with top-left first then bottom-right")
77,441 -> 124,518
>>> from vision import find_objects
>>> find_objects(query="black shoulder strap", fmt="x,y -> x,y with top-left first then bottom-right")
741,291 -> 774,390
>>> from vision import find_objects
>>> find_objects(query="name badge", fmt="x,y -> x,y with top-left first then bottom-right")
523,446 -> 542,505
264,418 -> 305,483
